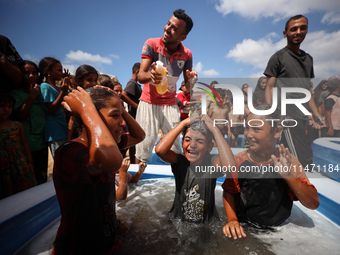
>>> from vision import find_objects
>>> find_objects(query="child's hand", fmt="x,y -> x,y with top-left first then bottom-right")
29,84 -> 41,99
201,114 -> 215,132
185,70 -> 198,86
63,68 -> 70,78
183,112 -> 199,127
62,86 -> 94,115
223,220 -> 246,239
271,144 -> 293,178
138,162 -> 147,174
119,159 -> 130,173
60,77 -> 71,92
327,127 -> 334,136
95,85 -> 114,93
228,131 -> 235,141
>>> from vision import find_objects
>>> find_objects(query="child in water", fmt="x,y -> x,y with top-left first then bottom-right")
52,87 -> 145,254
222,104 -> 319,239
155,114 -> 236,223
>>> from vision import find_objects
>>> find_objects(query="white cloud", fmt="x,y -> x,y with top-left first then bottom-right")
65,50 -> 112,64
194,61 -> 219,76
304,30 -> 340,77
62,64 -> 78,75
109,54 -> 120,59
226,30 -> 340,78
22,54 -> 39,64
215,0 -> 340,24
226,34 -> 286,70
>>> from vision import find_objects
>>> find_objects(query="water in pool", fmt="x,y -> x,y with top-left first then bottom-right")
17,178 -> 340,255
115,178 -> 340,255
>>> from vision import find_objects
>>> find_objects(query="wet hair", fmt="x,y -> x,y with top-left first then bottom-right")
173,9 -> 193,35
75,65 -> 98,87
248,104 -> 284,133
182,117 -> 213,145
132,62 -> 140,73
38,57 -> 61,83
97,74 -> 113,89
73,87 -> 118,135
328,74 -> 340,82
285,14 -> 308,32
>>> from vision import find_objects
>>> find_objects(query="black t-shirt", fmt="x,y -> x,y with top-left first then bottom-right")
235,159 -> 293,226
170,153 -> 222,223
264,46 -> 314,119
324,93 -> 340,109
124,79 -> 142,118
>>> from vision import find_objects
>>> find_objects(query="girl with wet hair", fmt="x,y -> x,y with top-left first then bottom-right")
53,87 -> 145,254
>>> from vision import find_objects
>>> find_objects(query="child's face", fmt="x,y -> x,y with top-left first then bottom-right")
182,128 -> 213,165
80,73 -> 98,89
322,82 -> 328,90
181,85 -> 189,95
242,84 -> 249,94
49,63 -> 64,81
99,97 -> 126,143
0,102 -> 13,119
244,114 -> 281,153
113,85 -> 122,98
22,64 -> 38,85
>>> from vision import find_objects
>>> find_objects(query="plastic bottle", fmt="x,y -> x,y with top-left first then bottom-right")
155,60 -> 168,95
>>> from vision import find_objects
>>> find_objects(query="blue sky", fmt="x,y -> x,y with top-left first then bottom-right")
1,0 -> 340,89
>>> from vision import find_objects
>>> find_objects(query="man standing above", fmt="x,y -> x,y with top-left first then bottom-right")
136,9 -> 197,164
264,14 -> 322,169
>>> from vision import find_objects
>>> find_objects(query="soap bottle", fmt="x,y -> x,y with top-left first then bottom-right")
155,60 -> 168,95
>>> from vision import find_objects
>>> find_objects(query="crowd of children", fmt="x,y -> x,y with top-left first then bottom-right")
1,9 -> 340,253
2,52 -> 340,253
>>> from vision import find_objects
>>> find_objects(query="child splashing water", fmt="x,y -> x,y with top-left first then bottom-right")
52,87 -> 145,254
222,104 -> 319,239
0,93 -> 36,199
156,114 -> 236,223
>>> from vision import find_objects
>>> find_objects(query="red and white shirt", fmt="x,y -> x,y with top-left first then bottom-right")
139,38 -> 192,106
